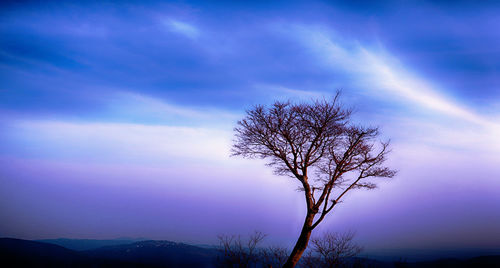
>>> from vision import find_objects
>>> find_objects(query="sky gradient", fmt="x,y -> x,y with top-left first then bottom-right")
1,0 -> 499,255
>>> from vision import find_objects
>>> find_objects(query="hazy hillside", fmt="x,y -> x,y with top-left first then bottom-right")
1,237 -> 500,267
0,238 -> 89,267
0,237 -> 218,267
38,238 -> 144,251
83,240 -> 218,267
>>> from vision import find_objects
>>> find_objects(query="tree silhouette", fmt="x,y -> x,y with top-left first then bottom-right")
216,231 -> 288,268
216,231 -> 266,267
232,93 -> 396,267
302,231 -> 362,268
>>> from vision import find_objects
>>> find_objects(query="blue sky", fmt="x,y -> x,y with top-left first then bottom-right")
1,0 -> 499,255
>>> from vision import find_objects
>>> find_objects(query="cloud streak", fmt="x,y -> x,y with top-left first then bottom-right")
287,25 -> 500,151
1,119 -> 232,164
104,92 -> 241,127
165,19 -> 199,39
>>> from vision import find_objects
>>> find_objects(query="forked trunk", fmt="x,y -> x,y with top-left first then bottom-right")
283,212 -> 315,268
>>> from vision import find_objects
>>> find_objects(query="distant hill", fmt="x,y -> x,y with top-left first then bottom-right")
38,238 -> 144,251
413,255 -> 500,268
1,237 -> 500,267
1,237 -> 218,267
362,248 -> 500,262
0,238 -> 89,267
83,240 -> 218,267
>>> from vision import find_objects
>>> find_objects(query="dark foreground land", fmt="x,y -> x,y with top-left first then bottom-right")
1,238 -> 499,267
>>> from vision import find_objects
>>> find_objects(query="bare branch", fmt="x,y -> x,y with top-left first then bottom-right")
231,93 -> 396,267
216,231 -> 267,267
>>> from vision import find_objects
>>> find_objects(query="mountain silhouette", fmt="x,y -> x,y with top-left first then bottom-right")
83,240 -> 218,267
1,237 -> 218,267
0,238 -> 89,267
37,238 -> 145,251
1,237 -> 499,267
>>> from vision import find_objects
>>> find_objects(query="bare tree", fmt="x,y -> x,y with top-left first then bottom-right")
260,246 -> 289,268
216,231 -> 289,268
307,231 -> 362,268
217,231 -> 266,268
232,93 -> 396,267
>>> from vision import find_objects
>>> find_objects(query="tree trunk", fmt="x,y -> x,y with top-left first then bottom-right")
283,212 -> 315,268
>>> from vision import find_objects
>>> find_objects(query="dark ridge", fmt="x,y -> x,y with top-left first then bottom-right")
0,237 -> 87,267
414,255 -> 500,268
83,240 -> 218,267
37,238 -> 143,251
1,237 -> 499,267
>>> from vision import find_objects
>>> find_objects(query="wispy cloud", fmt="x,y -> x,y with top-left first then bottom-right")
165,19 -> 199,39
2,120 -> 232,164
104,92 -> 240,126
286,25 -> 500,151
255,84 -> 329,101
289,26 -> 489,122
0,92 -> 243,163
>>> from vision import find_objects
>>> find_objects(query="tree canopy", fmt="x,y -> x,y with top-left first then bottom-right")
232,93 -> 396,267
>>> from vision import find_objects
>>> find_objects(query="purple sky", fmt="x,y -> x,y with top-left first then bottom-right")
1,0 -> 500,253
